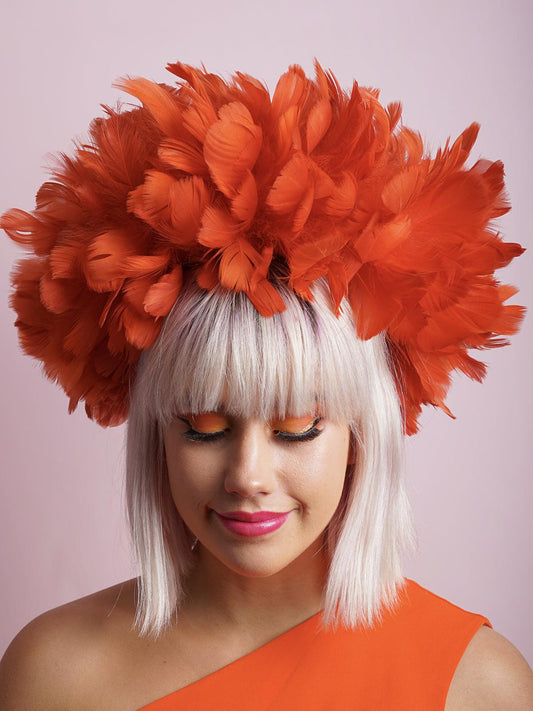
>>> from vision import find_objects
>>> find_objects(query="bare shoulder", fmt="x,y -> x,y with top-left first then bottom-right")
0,578 -> 139,711
446,625 -> 533,710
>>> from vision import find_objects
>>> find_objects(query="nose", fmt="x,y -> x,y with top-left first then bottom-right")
223,422 -> 276,498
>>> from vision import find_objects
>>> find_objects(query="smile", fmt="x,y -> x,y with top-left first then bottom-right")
214,510 -> 291,537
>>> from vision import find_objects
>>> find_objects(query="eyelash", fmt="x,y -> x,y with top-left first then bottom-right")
178,417 -> 324,443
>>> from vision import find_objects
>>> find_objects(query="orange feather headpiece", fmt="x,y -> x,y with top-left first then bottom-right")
1,59 -> 525,434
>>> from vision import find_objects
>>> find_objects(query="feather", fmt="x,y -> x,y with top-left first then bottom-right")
472,159 -> 511,218
113,76 -> 183,138
323,173 -> 357,217
122,254 -> 169,278
306,98 -> 332,154
122,277 -> 154,314
292,184 -> 315,233
85,230 -> 135,292
234,71 -> 272,117
230,169 -> 258,225
218,238 -> 261,291
120,303 -> 162,349
129,171 -> 210,246
127,171 -> 175,220
54,356 -> 86,393
63,305 -> 102,357
271,65 -> 308,119
39,273 -> 83,315
120,278 -> 165,347
36,181 -> 84,223
197,205 -> 240,249
288,229 -> 352,291
182,93 -> 218,143
248,279 -> 286,317
325,261 -> 349,315
158,138 -> 208,175
50,239 -> 83,280
348,265 -> 407,339
167,176 -> 211,244
247,245 -> 285,316
266,153 -> 312,214
143,265 -> 183,317
386,101 -> 402,132
355,215 -> 411,263
492,303 -> 526,336
394,126 -> 424,165
0,209 -> 57,255
381,166 -> 427,214
275,104 -> 302,160
196,259 -> 219,290
311,164 -> 336,200
203,102 -> 262,199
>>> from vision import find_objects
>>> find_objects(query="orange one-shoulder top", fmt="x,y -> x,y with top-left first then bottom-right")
138,579 -> 490,710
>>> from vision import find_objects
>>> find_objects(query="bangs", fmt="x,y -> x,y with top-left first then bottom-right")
134,277 -> 385,427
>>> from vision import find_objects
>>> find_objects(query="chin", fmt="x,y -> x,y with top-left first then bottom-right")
204,535 -> 327,580
217,550 -> 297,579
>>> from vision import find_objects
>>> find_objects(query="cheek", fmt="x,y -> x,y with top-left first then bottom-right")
286,433 -> 350,513
313,453 -> 348,513
167,469 -> 198,512
164,444 -> 219,517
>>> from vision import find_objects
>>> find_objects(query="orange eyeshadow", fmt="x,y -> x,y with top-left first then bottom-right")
269,415 -> 317,434
186,413 -> 230,433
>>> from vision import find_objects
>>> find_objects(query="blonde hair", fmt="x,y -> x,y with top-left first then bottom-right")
126,272 -> 415,637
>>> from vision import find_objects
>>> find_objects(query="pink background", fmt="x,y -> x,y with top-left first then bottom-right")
1,0 -> 531,663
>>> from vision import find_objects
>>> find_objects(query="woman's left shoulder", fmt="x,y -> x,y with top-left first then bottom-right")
445,625 -> 533,710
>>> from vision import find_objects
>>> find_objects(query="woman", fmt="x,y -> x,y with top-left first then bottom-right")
0,59 -> 532,709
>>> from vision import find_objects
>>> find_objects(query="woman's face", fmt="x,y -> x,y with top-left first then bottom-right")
162,410 -> 353,578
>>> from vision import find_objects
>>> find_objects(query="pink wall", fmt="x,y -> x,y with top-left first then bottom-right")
1,0 -> 531,663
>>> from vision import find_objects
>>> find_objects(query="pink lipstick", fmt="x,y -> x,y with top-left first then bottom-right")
215,510 -> 290,537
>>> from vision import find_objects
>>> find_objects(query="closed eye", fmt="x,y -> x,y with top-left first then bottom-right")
273,417 -> 323,442
176,416 -> 228,442
175,415 -> 324,443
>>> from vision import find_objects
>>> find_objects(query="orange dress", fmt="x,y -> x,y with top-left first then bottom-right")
138,579 -> 490,710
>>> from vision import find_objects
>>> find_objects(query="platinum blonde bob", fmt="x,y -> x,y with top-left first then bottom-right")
125,271 -> 415,638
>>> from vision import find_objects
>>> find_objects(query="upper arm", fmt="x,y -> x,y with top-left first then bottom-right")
0,607 -> 97,711
446,625 -> 533,711
0,612 -> 65,710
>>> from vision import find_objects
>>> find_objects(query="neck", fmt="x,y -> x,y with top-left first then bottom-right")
180,539 -> 329,634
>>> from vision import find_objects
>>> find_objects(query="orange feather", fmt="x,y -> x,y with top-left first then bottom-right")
203,102 -> 262,199
143,265 -> 183,317
1,59 -> 525,431
113,76 -> 184,138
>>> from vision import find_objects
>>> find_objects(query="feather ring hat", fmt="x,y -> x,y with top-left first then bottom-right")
1,59 -> 525,433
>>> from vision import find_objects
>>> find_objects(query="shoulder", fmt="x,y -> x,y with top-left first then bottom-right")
446,625 -> 533,710
0,578 -> 138,710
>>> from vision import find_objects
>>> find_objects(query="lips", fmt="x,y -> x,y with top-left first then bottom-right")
214,510 -> 291,537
